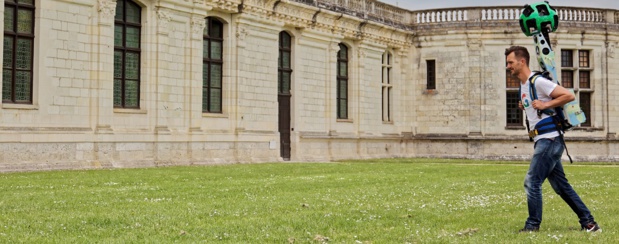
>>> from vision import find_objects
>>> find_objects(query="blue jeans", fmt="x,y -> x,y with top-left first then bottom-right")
523,136 -> 595,228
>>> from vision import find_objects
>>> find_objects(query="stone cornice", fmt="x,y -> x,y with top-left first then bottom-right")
232,0 -> 411,49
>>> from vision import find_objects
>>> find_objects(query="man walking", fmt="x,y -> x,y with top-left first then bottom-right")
505,46 -> 600,233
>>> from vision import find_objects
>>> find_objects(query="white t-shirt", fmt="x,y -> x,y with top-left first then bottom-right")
520,73 -> 560,141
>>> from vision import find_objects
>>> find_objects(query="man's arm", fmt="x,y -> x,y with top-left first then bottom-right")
531,85 -> 575,110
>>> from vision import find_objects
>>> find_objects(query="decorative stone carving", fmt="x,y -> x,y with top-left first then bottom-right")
608,42 -> 616,58
97,0 -> 116,24
191,16 -> 206,40
330,42 -> 340,54
156,7 -> 172,34
357,48 -> 366,59
236,27 -> 249,42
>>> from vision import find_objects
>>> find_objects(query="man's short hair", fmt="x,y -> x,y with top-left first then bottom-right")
505,46 -> 530,66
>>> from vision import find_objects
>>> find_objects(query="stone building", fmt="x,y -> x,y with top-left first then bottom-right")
1,0 -> 618,171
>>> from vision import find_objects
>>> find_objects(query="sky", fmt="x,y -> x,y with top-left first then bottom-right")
379,0 -> 618,11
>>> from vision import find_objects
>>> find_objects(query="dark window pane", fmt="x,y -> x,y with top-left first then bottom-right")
16,38 -> 32,69
210,63 -> 222,88
210,41 -> 222,59
15,70 -> 31,101
125,52 -> 139,79
338,79 -> 347,99
202,63 -> 209,86
3,70 -> 12,100
113,79 -> 122,106
338,98 -> 348,119
115,0 -> 124,20
427,60 -> 436,89
280,32 -> 291,48
114,25 -> 123,46
579,50 -> 589,67
561,50 -> 573,67
125,26 -> 140,48
281,71 -> 291,93
4,6 -> 14,31
338,62 -> 347,77
202,87 -> 208,110
281,51 -> 290,68
387,67 -> 391,84
209,20 -> 222,38
114,51 -> 123,78
124,79 -> 139,107
561,70 -> 573,88
579,71 -> 590,88
580,92 -> 591,127
209,89 -> 222,112
126,1 -> 141,24
338,45 -> 347,59
17,9 -> 33,34
203,40 -> 209,59
506,91 -> 523,126
3,37 -> 14,68
20,0 -> 34,5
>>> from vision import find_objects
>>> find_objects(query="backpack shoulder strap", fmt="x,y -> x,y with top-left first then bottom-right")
528,72 -> 555,116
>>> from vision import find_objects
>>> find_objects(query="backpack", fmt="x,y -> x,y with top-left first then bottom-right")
519,71 -> 587,163
525,71 -> 587,130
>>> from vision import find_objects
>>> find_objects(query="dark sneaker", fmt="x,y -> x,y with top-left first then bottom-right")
582,222 -> 601,232
519,226 -> 539,233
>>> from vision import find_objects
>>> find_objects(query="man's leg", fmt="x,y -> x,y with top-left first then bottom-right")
547,138 -> 598,230
523,138 -> 562,230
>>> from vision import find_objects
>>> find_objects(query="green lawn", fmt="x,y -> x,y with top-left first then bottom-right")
0,158 -> 616,243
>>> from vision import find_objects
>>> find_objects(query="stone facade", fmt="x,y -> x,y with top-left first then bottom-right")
0,0 -> 618,171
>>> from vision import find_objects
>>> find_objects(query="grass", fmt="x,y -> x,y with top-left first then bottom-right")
0,158 -> 616,243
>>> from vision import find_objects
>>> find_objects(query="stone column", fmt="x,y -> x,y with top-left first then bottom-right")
188,15 -> 207,133
94,0 -> 116,134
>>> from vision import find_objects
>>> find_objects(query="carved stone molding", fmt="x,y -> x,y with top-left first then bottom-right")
156,7 -> 172,35
97,0 -> 116,25
191,16 -> 206,40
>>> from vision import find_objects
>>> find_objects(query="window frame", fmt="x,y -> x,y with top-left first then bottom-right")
381,51 -> 393,122
561,49 -> 593,127
426,59 -> 436,90
113,0 -> 142,109
505,69 -> 524,127
202,17 -> 224,113
3,0 -> 35,104
278,31 -> 292,95
336,43 -> 349,120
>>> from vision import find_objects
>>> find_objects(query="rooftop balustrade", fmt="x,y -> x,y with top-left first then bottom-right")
289,0 -> 618,28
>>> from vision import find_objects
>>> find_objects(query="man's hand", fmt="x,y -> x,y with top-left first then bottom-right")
531,100 -> 548,110
518,101 -> 524,110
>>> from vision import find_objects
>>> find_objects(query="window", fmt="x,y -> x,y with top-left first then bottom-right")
336,43 -> 348,119
561,49 -> 592,127
382,51 -> 393,122
203,17 -> 223,113
278,32 -> 292,95
3,0 -> 35,104
426,60 -> 435,90
114,0 -> 141,108
506,69 -> 523,126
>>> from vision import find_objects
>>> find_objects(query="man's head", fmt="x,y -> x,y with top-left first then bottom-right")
505,46 -> 530,81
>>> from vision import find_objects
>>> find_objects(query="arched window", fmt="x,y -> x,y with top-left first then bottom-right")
203,17 -> 224,113
278,31 -> 292,95
337,43 -> 348,119
3,0 -> 35,103
113,0 -> 142,108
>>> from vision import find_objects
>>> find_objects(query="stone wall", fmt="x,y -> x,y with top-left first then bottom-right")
0,0 -> 618,171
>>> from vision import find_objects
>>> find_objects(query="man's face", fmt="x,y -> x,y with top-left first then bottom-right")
506,52 -> 523,78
